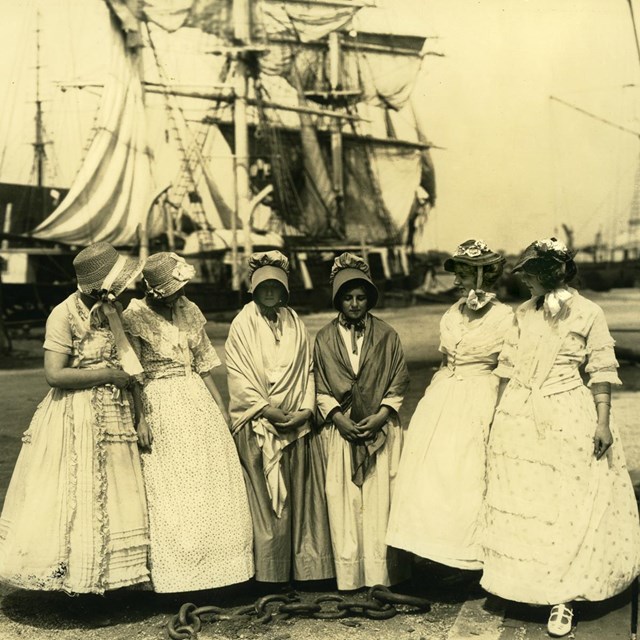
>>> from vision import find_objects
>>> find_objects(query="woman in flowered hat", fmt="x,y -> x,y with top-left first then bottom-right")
313,253 -> 410,590
122,252 -> 253,592
224,250 -> 333,585
0,242 -> 150,594
387,239 -> 513,574
481,237 -> 640,637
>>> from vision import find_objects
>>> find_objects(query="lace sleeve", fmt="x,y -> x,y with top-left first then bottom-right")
493,315 -> 519,379
585,306 -> 621,386
180,300 -> 221,374
192,327 -> 221,374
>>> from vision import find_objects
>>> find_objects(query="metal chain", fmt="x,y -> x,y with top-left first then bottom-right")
166,584 -> 431,640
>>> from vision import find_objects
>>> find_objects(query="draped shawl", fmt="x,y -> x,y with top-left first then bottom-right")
314,315 -> 409,486
225,302 -> 313,516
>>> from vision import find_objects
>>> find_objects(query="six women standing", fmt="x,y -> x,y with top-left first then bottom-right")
0,239 -> 637,638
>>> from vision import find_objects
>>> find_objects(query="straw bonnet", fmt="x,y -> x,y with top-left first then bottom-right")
443,239 -> 504,272
330,252 -> 379,310
512,237 -> 576,274
248,251 -> 290,303
143,252 -> 196,299
73,242 -> 143,297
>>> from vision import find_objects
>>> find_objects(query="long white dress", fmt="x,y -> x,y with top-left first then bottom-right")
123,297 -> 254,593
386,299 -> 514,569
481,290 -> 640,604
0,293 -> 150,594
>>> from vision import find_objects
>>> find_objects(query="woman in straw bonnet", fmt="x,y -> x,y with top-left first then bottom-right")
122,252 -> 253,593
0,242 -> 150,594
313,252 -> 410,590
481,237 -> 640,637
387,239 -> 513,572
225,250 -> 334,585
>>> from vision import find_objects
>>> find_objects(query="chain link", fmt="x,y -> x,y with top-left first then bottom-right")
166,585 -> 431,640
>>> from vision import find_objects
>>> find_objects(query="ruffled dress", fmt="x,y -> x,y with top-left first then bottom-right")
0,293 -> 150,594
481,290 -> 640,604
123,298 -> 254,592
386,299 -> 514,569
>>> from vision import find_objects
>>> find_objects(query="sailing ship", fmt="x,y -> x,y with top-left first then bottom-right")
0,0 -> 437,323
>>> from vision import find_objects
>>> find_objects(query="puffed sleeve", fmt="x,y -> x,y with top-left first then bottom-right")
43,303 -> 73,354
493,315 -> 519,379
585,306 -> 621,386
180,299 -> 221,374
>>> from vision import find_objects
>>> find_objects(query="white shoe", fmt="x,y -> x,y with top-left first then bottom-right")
547,603 -> 573,637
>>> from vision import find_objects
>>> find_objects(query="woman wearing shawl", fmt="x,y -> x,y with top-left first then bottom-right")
0,242 -> 150,594
387,240 -> 512,571
225,251 -> 333,584
122,253 -> 253,593
314,253 -> 410,590
481,237 -> 640,637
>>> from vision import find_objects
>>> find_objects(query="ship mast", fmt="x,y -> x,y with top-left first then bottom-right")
328,31 -> 345,223
33,10 -> 47,220
232,0 -> 254,291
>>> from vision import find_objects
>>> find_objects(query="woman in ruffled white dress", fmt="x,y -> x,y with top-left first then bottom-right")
387,239 -> 513,570
0,242 -> 150,594
481,237 -> 640,638
123,253 -> 254,593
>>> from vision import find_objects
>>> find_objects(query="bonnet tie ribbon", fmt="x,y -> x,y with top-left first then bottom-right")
83,255 -> 143,377
542,287 -> 573,318
338,314 -> 366,354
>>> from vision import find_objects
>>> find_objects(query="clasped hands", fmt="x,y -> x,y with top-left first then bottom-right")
332,407 -> 390,443
263,406 -> 312,431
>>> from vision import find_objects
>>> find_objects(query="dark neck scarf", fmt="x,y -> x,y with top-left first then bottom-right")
338,313 -> 367,355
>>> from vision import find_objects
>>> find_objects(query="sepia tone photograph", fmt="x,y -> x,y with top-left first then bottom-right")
0,1 -> 639,639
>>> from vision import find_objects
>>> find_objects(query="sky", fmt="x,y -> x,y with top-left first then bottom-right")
394,0 -> 640,254
2,0 -> 640,255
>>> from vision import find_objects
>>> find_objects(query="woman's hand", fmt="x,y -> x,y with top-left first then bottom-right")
137,416 -> 153,451
593,422 -> 613,459
333,412 -> 361,442
274,409 -> 312,431
107,368 -> 132,389
356,407 -> 390,440
263,406 -> 289,425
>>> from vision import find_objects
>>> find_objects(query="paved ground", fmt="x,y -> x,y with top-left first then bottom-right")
0,291 -> 638,639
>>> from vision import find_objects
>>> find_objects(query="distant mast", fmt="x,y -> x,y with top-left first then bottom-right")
33,10 -> 47,220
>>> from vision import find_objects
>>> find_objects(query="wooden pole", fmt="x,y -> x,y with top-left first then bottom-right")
328,31 -> 345,229
232,0 -> 253,291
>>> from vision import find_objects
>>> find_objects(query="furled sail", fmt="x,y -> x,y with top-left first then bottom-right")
33,13 -> 162,246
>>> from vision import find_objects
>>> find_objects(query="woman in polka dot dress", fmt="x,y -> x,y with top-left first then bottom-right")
481,238 -> 640,637
123,253 -> 254,593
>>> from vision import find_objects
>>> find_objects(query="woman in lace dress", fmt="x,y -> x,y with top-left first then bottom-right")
123,252 -> 253,593
387,240 -> 513,571
481,237 -> 640,637
0,242 -> 150,594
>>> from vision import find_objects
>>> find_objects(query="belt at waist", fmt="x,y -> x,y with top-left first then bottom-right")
444,363 -> 495,379
502,375 -> 583,437
145,369 -> 193,381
